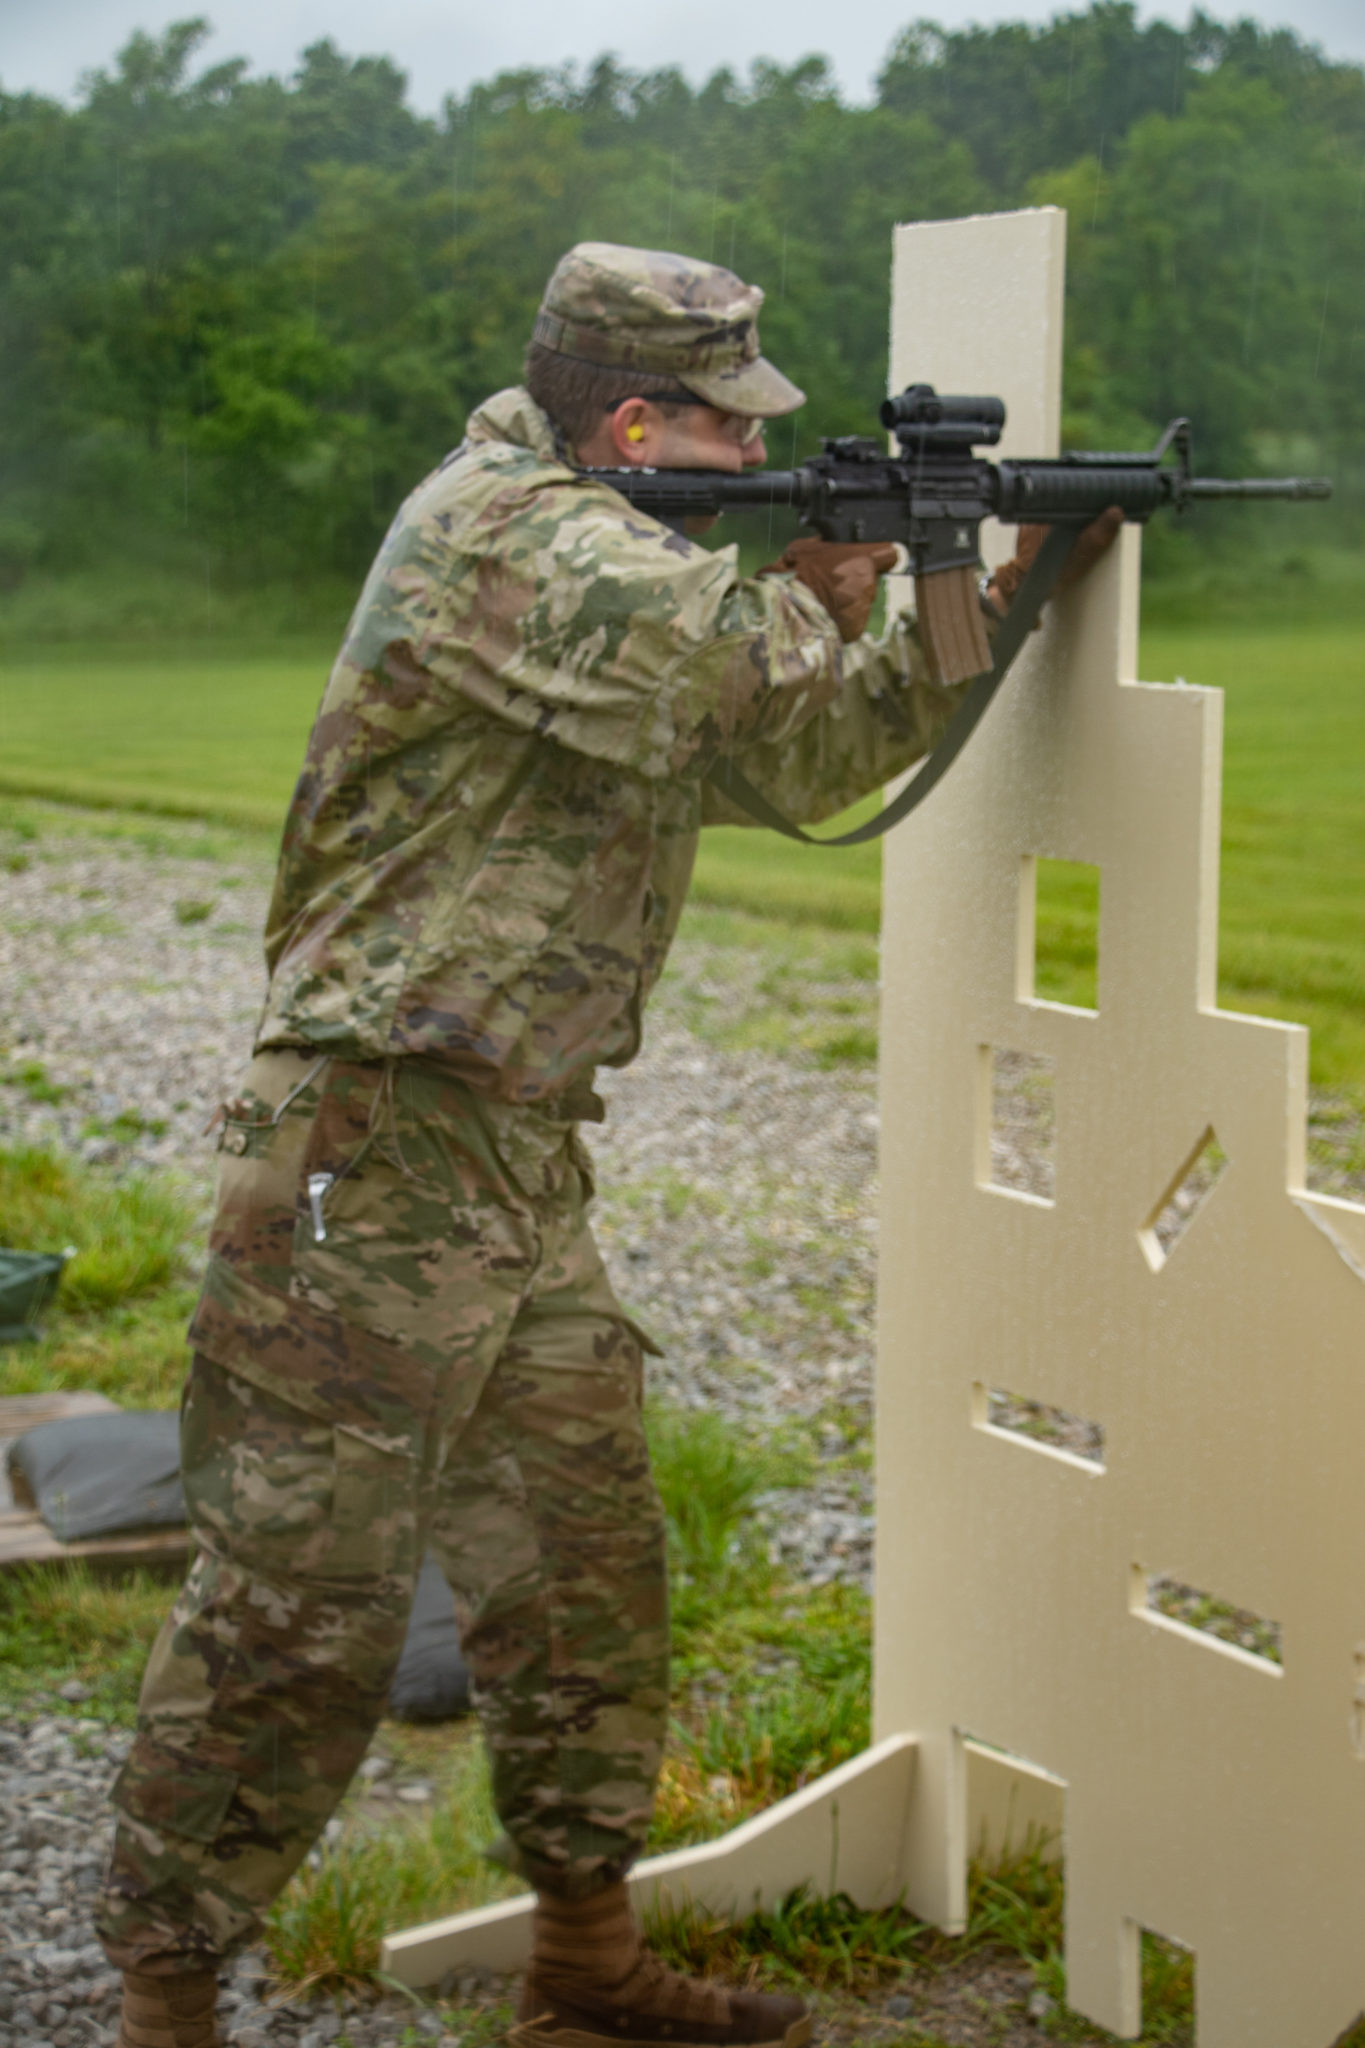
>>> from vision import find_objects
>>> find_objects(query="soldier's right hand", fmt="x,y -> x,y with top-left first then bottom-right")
760,538 -> 900,644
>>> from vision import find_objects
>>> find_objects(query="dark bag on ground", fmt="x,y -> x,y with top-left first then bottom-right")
6,1411 -> 185,1540
388,1552 -> 471,1721
6,1409 -> 471,1717
0,1247 -> 68,1343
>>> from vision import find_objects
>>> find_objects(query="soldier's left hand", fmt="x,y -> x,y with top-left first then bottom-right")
761,538 -> 900,644
985,505 -> 1123,617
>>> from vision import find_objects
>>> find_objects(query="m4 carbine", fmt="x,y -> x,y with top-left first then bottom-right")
581,387 -> 1331,845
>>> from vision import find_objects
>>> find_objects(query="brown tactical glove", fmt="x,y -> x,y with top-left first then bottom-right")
760,538 -> 901,645
985,505 -> 1124,617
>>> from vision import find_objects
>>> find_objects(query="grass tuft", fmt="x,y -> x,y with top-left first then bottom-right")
263,1732 -> 517,1991
0,1145 -> 194,1312
0,1560 -> 178,1721
4,1282 -> 202,1408
647,1405 -> 787,1595
645,1842 -> 1196,2042
644,1885 -> 932,1994
5,1059 -> 70,1105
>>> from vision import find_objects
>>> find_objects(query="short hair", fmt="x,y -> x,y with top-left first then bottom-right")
523,341 -> 695,447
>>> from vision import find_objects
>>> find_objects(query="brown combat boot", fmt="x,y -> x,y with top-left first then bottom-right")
511,1884 -> 810,2048
116,1968 -> 221,2048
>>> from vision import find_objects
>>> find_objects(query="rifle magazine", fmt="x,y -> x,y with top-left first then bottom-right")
916,565 -> 993,686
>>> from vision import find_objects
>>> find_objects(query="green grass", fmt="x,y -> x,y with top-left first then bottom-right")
7,1058 -> 71,1105
644,1845 -> 1199,2043
1141,623 -> 1365,1089
0,641 -> 328,830
0,1144 -> 199,1417
0,1146 -> 194,1313
1,618 -> 1362,1086
263,1727 -> 517,1995
1032,858 -> 1101,1010
650,908 -> 881,1068
0,1559 -> 180,1721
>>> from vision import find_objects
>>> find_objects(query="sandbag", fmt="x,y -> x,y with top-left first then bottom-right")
388,1552 -> 471,1721
0,1247 -> 67,1343
7,1411 -> 184,1541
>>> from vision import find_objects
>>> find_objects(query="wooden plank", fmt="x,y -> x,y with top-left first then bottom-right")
0,1390 -> 189,1575
0,1514 -> 190,1573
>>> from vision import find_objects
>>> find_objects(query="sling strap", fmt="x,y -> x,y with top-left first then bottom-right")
704,524 -> 1081,847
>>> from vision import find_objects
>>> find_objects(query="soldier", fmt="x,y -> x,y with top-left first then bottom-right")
98,243 -> 1116,2048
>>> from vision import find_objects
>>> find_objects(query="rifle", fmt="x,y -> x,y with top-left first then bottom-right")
581,386 -> 1331,845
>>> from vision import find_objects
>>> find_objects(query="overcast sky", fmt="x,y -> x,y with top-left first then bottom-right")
5,0 -> 1364,111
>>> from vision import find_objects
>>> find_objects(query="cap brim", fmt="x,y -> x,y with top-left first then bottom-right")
680,354 -> 805,418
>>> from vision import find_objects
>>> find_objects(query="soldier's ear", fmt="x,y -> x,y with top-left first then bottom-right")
610,398 -> 653,463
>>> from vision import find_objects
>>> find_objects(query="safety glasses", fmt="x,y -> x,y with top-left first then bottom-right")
605,391 -> 765,447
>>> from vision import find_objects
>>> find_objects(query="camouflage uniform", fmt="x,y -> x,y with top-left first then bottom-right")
98,245 -> 967,1975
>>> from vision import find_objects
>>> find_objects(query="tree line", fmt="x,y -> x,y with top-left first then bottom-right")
0,4 -> 1360,598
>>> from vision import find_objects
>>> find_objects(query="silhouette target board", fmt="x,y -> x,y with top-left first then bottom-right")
875,205 -> 1365,2048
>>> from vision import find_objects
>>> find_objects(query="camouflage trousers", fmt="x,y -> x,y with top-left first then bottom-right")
97,1050 -> 668,1973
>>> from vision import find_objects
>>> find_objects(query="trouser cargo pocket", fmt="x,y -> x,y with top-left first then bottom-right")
186,1257 -> 435,1591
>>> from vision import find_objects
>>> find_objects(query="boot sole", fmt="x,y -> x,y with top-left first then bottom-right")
508,2017 -> 813,2048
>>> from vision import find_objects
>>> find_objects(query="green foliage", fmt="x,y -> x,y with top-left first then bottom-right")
1033,859 -> 1101,1010
263,1731 -> 518,1992
645,1884 -> 936,1993
172,896 -> 216,924
644,1845 -> 1195,2038
646,1403 -> 787,1620
0,1146 -> 193,1310
8,1059 -> 70,1105
0,6 -> 1359,622
0,1560 -> 179,1721
683,1640 -> 870,1806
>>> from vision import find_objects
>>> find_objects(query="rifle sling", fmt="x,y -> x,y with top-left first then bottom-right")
704,523 -> 1081,848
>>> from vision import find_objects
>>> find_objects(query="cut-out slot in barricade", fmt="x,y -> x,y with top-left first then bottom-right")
381,208 -> 1365,2048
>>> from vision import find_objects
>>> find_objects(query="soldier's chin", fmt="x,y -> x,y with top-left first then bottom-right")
683,515 -> 721,537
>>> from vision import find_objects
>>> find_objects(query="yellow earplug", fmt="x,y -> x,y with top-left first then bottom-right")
626,423 -> 645,443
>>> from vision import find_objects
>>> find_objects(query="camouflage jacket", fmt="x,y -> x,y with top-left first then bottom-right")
257,388 -> 967,1103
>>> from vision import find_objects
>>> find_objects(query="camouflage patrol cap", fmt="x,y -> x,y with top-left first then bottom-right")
534,241 -> 805,418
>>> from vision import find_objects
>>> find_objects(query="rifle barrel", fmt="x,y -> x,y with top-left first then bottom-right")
591,468 -> 807,514
1186,476 -> 1332,501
